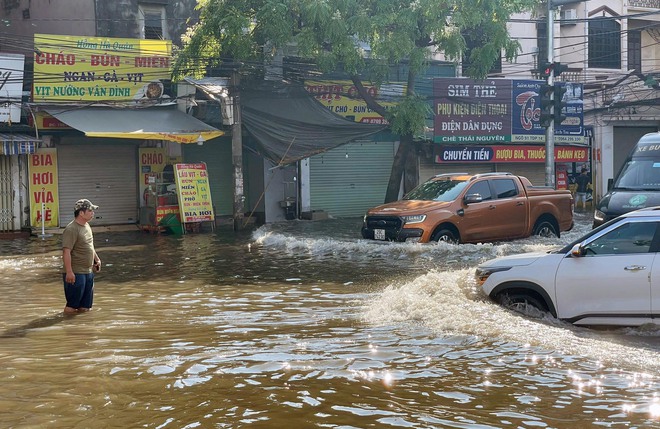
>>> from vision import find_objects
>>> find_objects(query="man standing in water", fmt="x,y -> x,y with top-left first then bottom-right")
62,199 -> 100,314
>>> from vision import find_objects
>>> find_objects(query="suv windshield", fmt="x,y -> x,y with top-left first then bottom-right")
614,159 -> 660,191
403,179 -> 468,202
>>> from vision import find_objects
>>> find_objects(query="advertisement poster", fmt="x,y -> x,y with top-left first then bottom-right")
305,80 -> 404,124
434,78 -> 584,144
33,34 -> 171,102
434,145 -> 589,163
0,53 -> 25,123
174,163 -> 214,223
511,80 -> 584,144
139,147 -> 168,207
28,148 -> 59,227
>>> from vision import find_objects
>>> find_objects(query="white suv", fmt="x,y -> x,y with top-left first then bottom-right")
476,206 -> 660,326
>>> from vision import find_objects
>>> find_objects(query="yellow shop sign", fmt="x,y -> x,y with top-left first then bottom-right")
33,34 -> 171,102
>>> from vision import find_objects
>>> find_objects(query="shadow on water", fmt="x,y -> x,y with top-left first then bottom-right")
0,313 -> 71,338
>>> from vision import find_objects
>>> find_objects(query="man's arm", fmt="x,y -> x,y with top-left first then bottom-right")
63,247 -> 75,283
93,251 -> 101,272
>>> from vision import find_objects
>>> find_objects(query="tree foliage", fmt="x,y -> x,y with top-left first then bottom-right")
174,0 -> 537,201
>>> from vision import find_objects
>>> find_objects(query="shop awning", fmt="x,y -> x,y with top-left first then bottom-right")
0,133 -> 40,154
43,106 -> 224,143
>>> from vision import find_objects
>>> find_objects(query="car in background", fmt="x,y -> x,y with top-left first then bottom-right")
593,133 -> 660,227
361,172 -> 573,244
476,206 -> 660,327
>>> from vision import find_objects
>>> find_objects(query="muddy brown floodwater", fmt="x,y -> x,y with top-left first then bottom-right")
0,212 -> 658,428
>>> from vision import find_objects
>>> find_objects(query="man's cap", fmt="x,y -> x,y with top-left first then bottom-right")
74,199 -> 99,211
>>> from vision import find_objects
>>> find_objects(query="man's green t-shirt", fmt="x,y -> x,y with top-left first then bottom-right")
62,221 -> 95,274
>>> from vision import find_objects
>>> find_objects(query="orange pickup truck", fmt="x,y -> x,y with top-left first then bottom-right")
361,172 -> 574,244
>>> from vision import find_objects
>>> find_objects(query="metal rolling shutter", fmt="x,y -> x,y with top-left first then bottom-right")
183,138 -> 233,216
495,163 -> 546,185
310,141 -> 394,217
58,144 -> 138,226
0,156 -> 13,232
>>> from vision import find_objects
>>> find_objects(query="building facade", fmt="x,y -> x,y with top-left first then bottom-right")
425,0 -> 660,204
2,0 -> 658,231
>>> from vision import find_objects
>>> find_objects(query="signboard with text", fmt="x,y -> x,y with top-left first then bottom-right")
28,148 -> 59,227
0,53 -> 25,123
33,34 -> 171,102
305,80 -> 405,124
434,145 -> 589,163
434,78 -> 584,144
174,163 -> 215,223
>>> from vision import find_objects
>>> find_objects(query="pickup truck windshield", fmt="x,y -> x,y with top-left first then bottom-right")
403,179 -> 468,202
614,160 -> 660,190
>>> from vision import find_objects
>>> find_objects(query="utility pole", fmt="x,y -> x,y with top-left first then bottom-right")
544,1 -> 555,188
231,68 -> 245,231
545,0 -> 590,187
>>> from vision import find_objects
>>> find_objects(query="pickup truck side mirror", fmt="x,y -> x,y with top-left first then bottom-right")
464,194 -> 483,204
570,243 -> 585,257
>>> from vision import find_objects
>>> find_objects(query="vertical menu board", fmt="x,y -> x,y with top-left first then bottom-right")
174,163 -> 215,223
28,148 -> 59,227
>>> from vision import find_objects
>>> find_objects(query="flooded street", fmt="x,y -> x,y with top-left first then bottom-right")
1,212 -> 659,428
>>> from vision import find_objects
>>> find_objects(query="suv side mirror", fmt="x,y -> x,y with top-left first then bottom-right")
607,178 -> 613,191
570,243 -> 585,257
464,194 -> 483,204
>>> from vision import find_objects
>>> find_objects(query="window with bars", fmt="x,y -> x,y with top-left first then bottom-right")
588,18 -> 621,69
139,5 -> 167,40
627,29 -> 642,72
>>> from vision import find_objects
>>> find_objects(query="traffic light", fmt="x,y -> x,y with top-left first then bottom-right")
538,61 -> 569,78
539,83 -> 554,128
553,83 -> 568,127
538,61 -> 552,79
553,62 -> 568,77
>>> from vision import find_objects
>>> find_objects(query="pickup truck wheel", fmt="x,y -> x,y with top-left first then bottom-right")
432,229 -> 458,244
497,292 -> 548,318
533,220 -> 558,238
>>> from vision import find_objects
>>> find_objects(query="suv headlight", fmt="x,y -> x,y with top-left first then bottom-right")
594,209 -> 606,222
475,266 -> 511,286
401,214 -> 426,224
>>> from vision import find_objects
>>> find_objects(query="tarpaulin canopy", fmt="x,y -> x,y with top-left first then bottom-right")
242,82 -> 386,165
43,106 -> 224,143
185,78 -> 387,165
0,133 -> 40,154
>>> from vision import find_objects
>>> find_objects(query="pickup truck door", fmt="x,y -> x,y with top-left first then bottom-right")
555,220 -> 657,325
459,180 -> 494,241
489,178 -> 527,239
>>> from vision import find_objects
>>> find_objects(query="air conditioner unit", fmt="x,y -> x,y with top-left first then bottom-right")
561,8 -> 578,24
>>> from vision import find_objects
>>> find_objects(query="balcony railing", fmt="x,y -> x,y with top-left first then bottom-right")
628,0 -> 660,8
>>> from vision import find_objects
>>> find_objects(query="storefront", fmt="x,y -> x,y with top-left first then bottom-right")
30,106 -> 223,228
27,33 -> 225,229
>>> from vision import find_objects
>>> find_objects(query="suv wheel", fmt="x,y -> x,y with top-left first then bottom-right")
496,292 -> 548,318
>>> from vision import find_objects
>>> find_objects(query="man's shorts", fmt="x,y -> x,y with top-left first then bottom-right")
63,273 -> 94,309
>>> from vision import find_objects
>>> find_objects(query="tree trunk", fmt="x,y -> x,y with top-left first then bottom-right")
384,134 -> 416,202
403,137 -> 419,193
